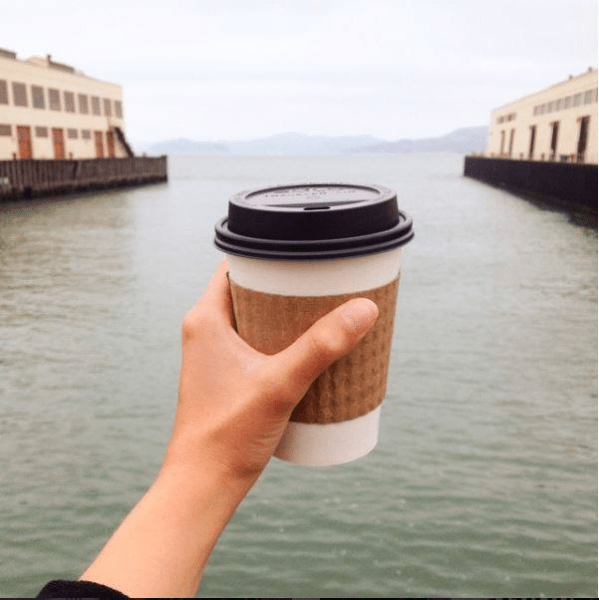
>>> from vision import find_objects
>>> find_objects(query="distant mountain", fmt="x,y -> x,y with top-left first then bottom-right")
347,126 -> 488,154
144,127 -> 487,156
146,138 -> 229,155
146,133 -> 382,156
224,132 -> 382,155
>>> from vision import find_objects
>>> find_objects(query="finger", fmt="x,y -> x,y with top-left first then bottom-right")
273,298 -> 379,399
195,260 -> 234,326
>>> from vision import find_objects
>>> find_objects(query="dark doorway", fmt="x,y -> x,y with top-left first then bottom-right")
550,121 -> 559,161
577,116 -> 589,163
528,125 -> 536,160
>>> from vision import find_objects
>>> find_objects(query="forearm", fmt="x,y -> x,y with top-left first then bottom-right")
76,264 -> 377,598
80,464 -> 250,598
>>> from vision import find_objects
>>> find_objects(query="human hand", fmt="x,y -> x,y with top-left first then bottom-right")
163,259 -> 379,490
79,260 -> 379,597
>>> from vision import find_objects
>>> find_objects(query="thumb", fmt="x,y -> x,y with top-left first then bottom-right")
273,298 -> 379,400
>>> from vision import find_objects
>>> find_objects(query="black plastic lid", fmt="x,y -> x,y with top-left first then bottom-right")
214,183 -> 414,260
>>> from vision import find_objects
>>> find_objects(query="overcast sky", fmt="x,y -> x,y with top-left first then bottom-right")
2,0 -> 597,146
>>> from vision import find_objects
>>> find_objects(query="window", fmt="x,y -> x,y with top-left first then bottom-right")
573,93 -> 582,106
35,126 -> 48,137
555,98 -> 563,110
584,90 -> 593,104
48,88 -> 61,110
81,129 -> 91,140
12,82 -> 28,106
64,91 -> 75,112
547,101 -> 554,113
67,128 -> 78,139
114,100 -> 123,118
564,96 -> 571,108
594,88 -> 598,102
31,85 -> 45,109
0,124 -> 11,136
0,80 -> 8,104
533,106 -> 538,116
539,104 -> 545,114
103,98 -> 112,117
91,96 -> 101,115
78,93 -> 89,114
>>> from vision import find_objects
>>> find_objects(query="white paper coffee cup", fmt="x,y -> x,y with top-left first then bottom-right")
227,249 -> 402,466
214,183 -> 413,466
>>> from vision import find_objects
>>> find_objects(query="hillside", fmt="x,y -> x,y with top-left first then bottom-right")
144,126 -> 487,156
346,126 -> 488,154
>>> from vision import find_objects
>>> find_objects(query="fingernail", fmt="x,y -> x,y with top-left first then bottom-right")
341,298 -> 379,334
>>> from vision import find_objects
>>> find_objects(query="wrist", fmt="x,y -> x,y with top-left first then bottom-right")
161,424 -> 268,498
81,454 -> 254,597
158,442 -> 258,509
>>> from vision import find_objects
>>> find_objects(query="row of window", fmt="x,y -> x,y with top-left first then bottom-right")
532,88 -> 597,116
0,124 -> 97,140
0,79 -> 123,118
497,112 -> 516,124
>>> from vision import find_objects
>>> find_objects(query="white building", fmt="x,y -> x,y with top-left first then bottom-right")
0,48 -> 132,160
487,68 -> 597,164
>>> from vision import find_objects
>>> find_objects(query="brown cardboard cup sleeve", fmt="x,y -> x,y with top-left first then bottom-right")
229,276 -> 400,425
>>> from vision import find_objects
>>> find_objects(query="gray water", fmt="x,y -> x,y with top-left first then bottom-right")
0,154 -> 596,598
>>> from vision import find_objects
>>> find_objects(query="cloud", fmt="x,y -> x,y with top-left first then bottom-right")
2,0 -> 597,143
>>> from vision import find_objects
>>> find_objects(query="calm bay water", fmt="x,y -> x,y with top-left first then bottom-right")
0,154 -> 596,597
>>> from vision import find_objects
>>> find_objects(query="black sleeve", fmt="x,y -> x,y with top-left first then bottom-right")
36,579 -> 129,599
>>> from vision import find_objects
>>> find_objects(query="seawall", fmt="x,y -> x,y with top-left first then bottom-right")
0,156 -> 168,202
464,156 -> 597,212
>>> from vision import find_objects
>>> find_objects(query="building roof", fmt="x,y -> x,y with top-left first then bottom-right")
492,67 -> 597,112
0,47 -> 113,85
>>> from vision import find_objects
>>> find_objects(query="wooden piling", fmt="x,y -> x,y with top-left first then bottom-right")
0,156 -> 168,202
